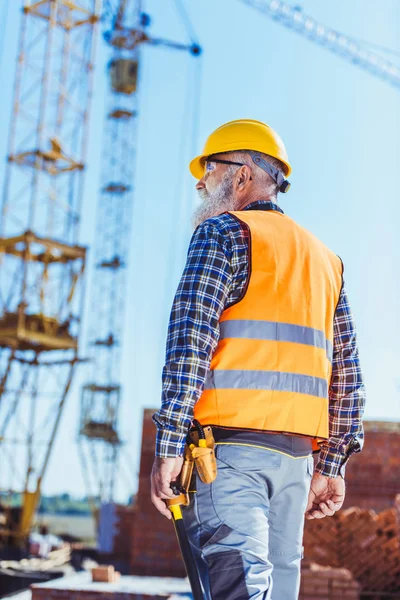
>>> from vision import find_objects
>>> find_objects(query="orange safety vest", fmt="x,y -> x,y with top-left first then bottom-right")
194,208 -> 343,450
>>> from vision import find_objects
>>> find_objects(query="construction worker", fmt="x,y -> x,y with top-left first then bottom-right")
151,119 -> 365,599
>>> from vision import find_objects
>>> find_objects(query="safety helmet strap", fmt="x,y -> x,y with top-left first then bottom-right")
249,151 -> 291,194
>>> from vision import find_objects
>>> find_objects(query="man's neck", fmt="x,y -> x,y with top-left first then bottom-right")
236,195 -> 276,211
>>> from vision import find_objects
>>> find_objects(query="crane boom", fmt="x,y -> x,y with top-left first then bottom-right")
241,0 -> 400,90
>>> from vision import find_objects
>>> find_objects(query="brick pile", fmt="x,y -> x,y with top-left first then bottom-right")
130,409 -> 185,577
299,561 -> 360,599
304,495 -> 400,594
344,421 -> 400,512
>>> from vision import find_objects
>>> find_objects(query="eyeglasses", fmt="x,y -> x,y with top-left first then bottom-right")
205,158 -> 249,171
205,159 -> 253,180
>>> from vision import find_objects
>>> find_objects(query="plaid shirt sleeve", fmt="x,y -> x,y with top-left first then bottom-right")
153,218 -> 233,457
315,284 -> 366,478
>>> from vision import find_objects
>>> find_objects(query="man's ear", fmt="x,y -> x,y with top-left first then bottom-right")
236,165 -> 252,189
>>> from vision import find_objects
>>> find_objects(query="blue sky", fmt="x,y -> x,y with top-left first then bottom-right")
0,0 -> 399,500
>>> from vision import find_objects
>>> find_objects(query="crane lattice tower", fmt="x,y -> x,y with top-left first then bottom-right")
0,0 -> 101,550
78,0 -> 144,507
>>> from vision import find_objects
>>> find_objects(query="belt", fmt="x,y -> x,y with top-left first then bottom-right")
209,426 -> 313,458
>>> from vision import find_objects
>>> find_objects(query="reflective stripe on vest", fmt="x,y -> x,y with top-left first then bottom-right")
219,320 -> 333,363
194,208 -> 343,446
204,369 -> 328,398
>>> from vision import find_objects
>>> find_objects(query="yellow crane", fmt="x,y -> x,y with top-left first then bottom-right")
0,0 -> 200,553
0,0 -> 101,552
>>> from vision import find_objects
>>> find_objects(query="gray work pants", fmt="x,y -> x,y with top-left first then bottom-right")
182,444 -> 313,600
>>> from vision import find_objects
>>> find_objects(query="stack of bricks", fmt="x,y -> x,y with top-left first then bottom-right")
130,409 -> 185,577
344,421 -> 400,511
304,495 -> 400,595
299,561 -> 360,599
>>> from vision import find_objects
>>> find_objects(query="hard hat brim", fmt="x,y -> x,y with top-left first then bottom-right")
189,155 -> 206,180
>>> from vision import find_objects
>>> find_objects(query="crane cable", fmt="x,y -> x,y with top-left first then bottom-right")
173,0 -> 199,46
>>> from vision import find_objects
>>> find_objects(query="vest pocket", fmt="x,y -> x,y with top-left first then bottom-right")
216,443 -> 281,471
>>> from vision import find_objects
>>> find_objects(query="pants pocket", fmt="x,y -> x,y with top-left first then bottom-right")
206,549 -> 249,600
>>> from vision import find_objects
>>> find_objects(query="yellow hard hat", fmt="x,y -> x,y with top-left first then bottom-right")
189,119 -> 291,180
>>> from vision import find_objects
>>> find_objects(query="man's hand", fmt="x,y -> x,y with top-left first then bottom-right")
305,472 -> 345,520
150,456 -> 184,519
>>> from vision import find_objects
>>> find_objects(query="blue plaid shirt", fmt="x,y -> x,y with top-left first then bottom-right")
153,200 -> 365,477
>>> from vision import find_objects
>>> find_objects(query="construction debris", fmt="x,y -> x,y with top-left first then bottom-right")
0,546 -> 70,573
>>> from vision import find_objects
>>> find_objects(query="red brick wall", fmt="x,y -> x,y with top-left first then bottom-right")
113,504 -> 136,560
343,421 -> 400,512
132,411 -> 400,591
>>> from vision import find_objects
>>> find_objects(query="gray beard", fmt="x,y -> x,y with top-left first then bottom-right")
192,173 -> 236,229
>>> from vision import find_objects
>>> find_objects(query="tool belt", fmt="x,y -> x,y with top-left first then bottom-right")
175,420 -> 217,506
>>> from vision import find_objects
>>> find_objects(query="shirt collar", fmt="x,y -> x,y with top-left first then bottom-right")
244,200 -> 284,214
